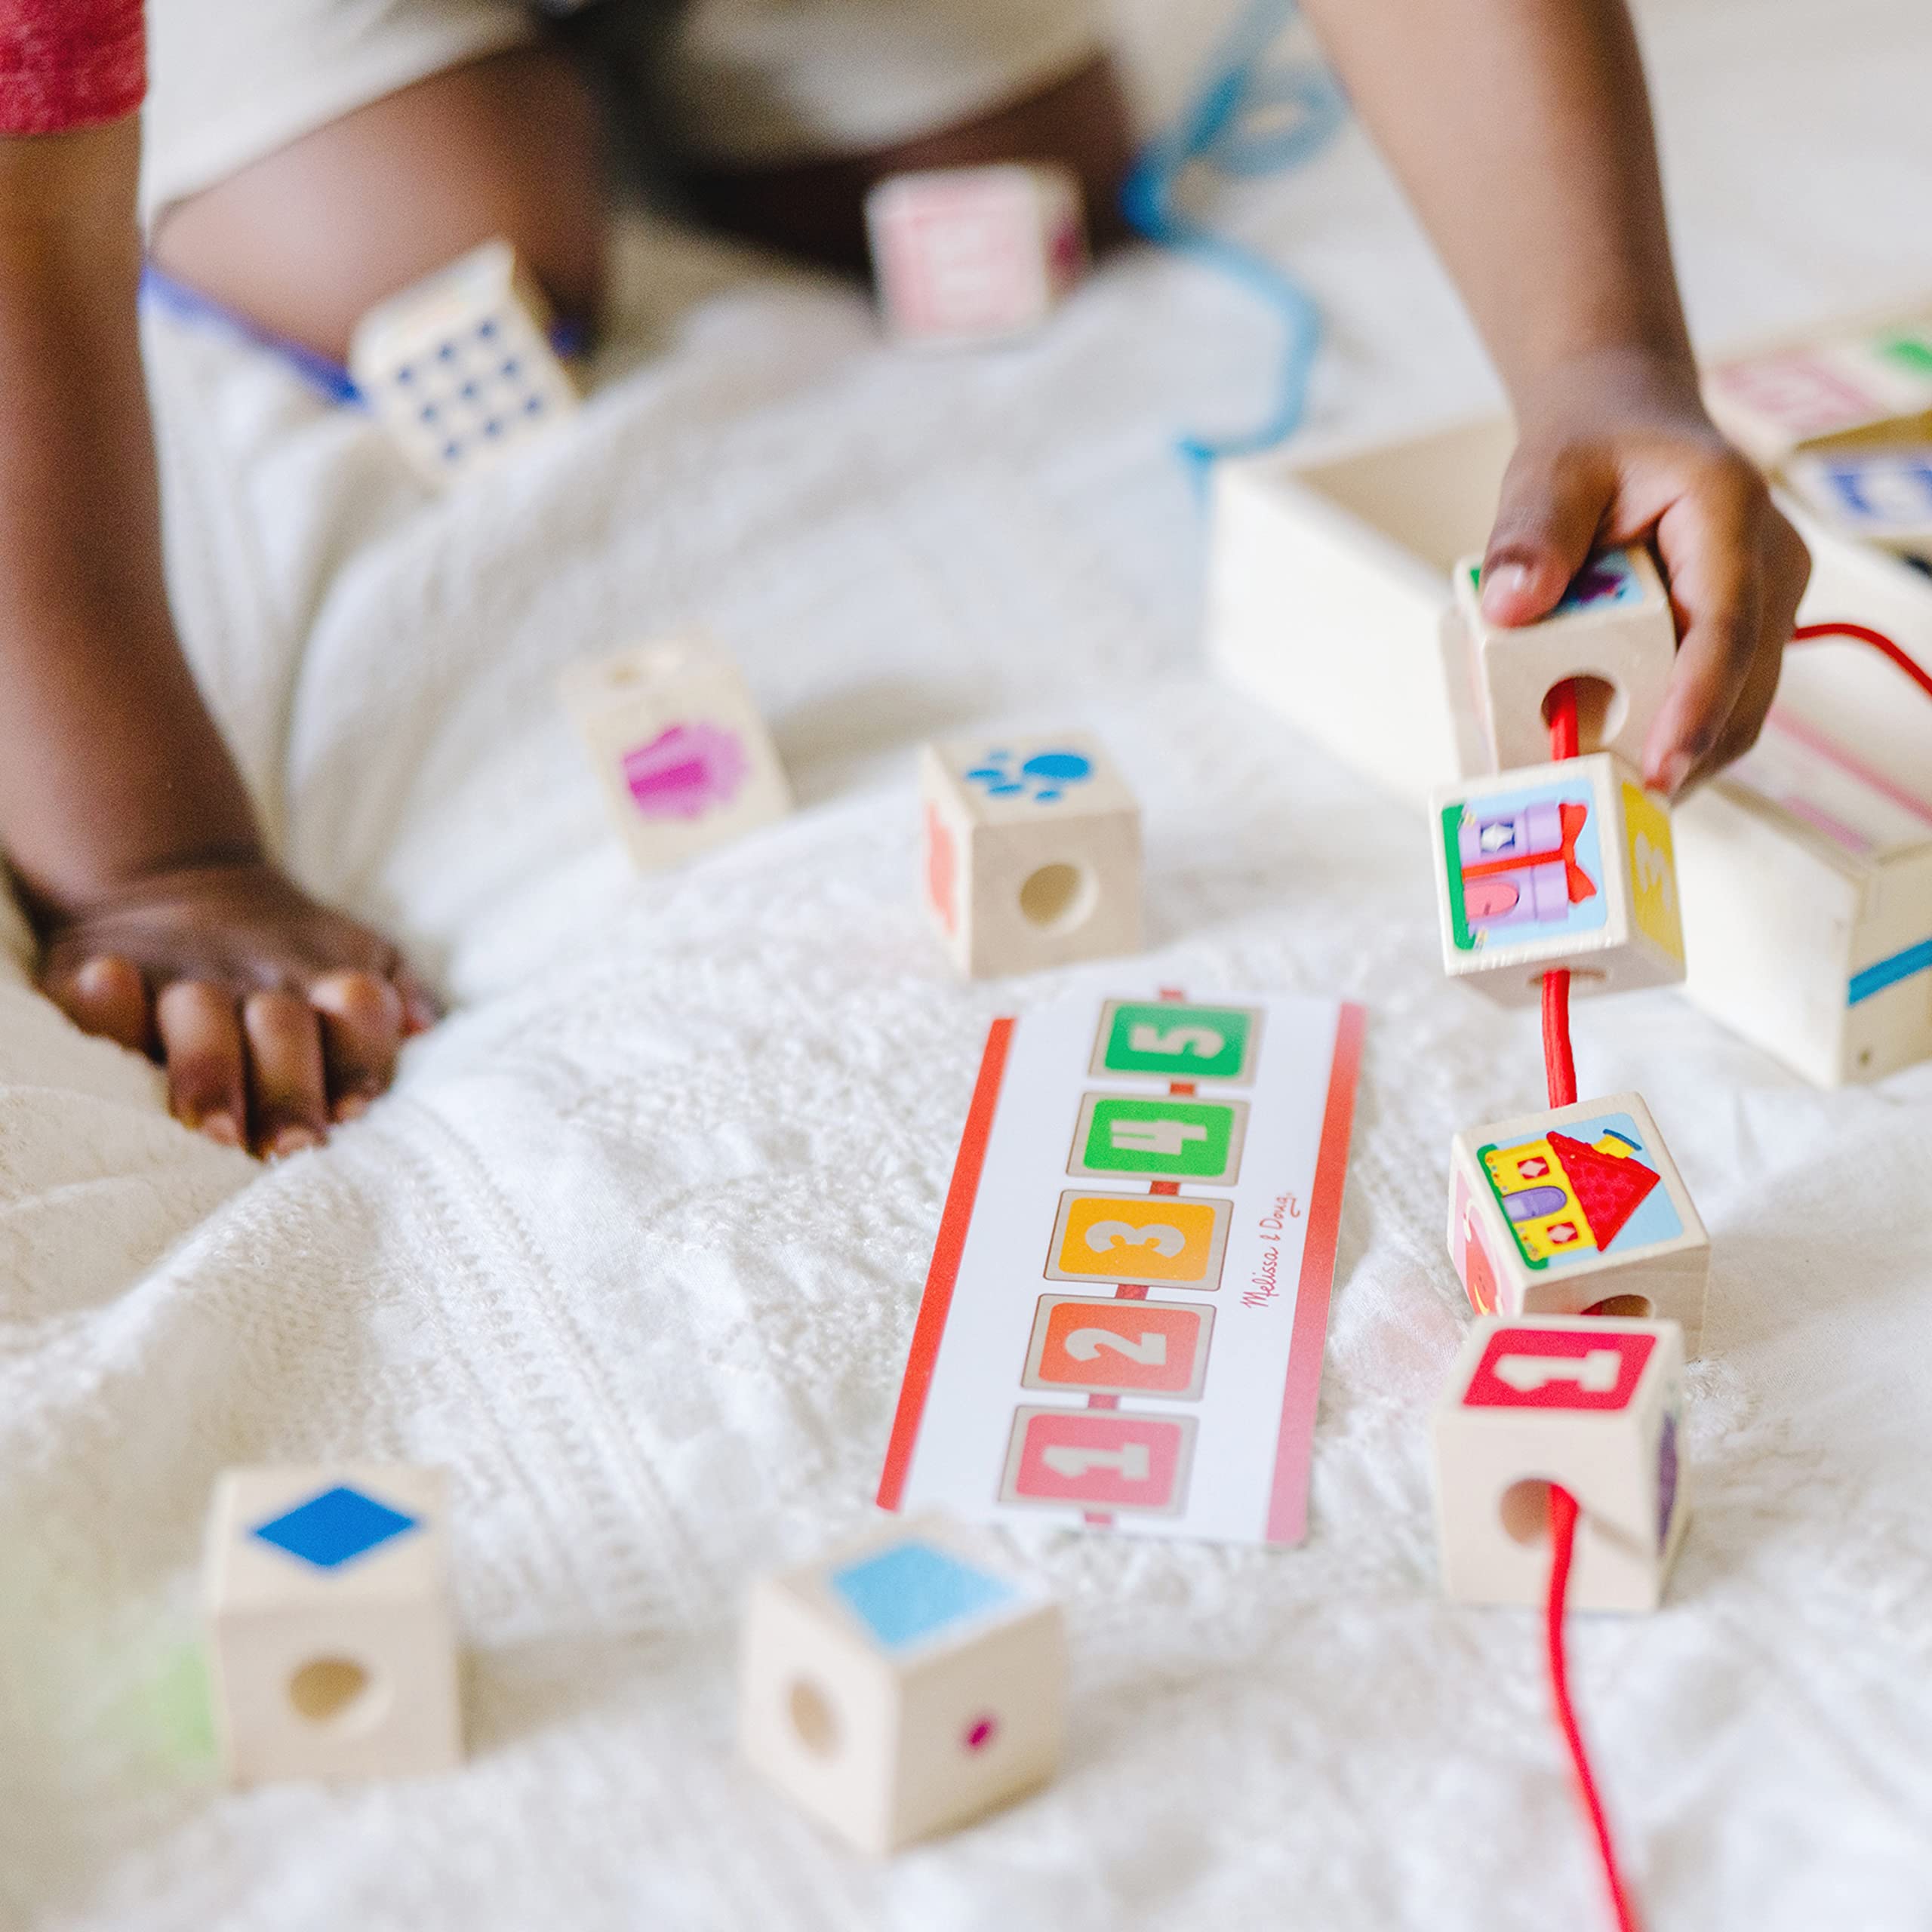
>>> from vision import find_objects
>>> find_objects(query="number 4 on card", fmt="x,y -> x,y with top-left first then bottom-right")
1090,1001 -> 1261,1083
1069,1094 -> 1248,1183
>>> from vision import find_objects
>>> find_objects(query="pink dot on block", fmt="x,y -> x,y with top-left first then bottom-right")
963,1715 -> 998,1752
621,721 -> 749,822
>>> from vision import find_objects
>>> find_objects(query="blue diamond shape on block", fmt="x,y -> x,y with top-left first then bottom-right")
830,1541 -> 1014,1652
251,1484 -> 420,1571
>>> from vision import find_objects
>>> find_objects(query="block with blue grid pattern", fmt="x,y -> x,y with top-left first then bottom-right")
349,238 -> 579,489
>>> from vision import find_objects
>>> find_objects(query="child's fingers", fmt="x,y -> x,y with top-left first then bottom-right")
392,968 -> 441,1037
309,971 -> 404,1121
242,989 -> 330,1159
156,980 -> 248,1148
44,954 -> 152,1054
1641,463 -> 1801,795
1479,442 -> 1617,626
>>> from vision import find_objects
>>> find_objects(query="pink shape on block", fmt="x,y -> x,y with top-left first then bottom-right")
622,722 -> 749,821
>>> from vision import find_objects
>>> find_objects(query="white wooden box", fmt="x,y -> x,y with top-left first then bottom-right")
866,165 -> 1086,349
1433,1314 -> 1687,1612
204,1465 -> 461,1783
739,1513 -> 1064,1855
1205,414 -> 1505,804
1429,752 -> 1685,1005
1447,1089 -> 1709,1354
349,238 -> 579,488
920,731 -> 1140,978
1675,712 -> 1932,1085
560,635 -> 792,872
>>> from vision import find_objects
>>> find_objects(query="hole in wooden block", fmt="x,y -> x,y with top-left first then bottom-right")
1583,1293 -> 1654,1319
1523,966 -> 1608,992
288,1657 -> 377,1726
1542,675 -> 1625,753
788,1678 -> 840,1758
1018,862 -> 1096,932
1499,1478 -> 1552,1546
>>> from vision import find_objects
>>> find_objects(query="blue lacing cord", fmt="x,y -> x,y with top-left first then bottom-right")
1122,0 -> 1348,482
140,260 -> 591,407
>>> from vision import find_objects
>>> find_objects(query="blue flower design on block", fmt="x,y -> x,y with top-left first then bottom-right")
830,1541 -> 1014,1651
963,747 -> 1094,804
251,1484 -> 420,1571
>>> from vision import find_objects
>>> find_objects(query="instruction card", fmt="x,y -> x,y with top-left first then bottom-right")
878,989 -> 1365,1546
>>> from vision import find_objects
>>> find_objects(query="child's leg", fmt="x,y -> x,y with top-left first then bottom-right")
681,57 -> 1136,275
591,0 -> 1133,274
149,42 -> 606,365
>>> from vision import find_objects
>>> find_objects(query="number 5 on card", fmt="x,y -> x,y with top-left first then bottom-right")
1089,1000 -> 1262,1083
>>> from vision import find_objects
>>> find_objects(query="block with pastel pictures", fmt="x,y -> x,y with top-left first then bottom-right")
920,731 -> 1140,978
865,164 -> 1087,349
1452,546 -> 1675,775
1784,446 -> 1932,552
203,1465 -> 462,1784
560,635 -> 792,872
738,1513 -> 1064,1855
349,238 -> 580,488
1703,321 -> 1932,469
1432,1313 -> 1687,1612
1445,1090 -> 1709,1354
1429,752 -> 1685,1004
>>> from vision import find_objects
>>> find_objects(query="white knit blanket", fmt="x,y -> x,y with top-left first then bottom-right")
6,2 -> 1932,1925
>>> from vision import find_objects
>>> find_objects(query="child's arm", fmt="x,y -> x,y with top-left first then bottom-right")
0,118 -> 426,1154
1301,0 -> 1810,796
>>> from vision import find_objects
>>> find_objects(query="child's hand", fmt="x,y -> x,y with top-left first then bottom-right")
35,859 -> 436,1158
1477,350 -> 1811,799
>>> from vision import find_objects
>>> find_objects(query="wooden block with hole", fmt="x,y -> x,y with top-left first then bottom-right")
1447,1091 -> 1709,1355
204,1466 -> 461,1783
865,164 -> 1086,349
1451,546 -> 1675,775
349,238 -> 580,489
920,731 -> 1140,978
560,635 -> 792,872
738,1512 -> 1064,1855
1432,1313 -> 1687,1611
1675,712 -> 1932,1085
1429,752 -> 1685,1004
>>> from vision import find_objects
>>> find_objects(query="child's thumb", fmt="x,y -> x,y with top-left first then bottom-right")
1478,446 -> 1616,627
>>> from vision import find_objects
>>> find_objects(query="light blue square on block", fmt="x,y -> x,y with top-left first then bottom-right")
830,1542 -> 1014,1651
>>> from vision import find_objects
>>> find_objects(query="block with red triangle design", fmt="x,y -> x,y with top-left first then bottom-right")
1445,1091 -> 1709,1354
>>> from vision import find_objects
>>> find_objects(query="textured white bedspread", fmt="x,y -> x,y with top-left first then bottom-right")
6,2 -> 1932,1926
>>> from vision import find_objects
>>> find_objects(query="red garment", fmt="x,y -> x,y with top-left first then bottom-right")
0,0 -> 145,136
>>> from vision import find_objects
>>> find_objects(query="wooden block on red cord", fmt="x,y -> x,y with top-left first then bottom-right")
865,165 -> 1087,349
1445,1090 -> 1709,1355
1452,546 -> 1676,774
1429,752 -> 1686,1005
1432,1314 -> 1687,1612
738,1512 -> 1064,1855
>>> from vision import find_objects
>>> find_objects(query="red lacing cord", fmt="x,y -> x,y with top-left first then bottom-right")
1791,621 -> 1932,703
1526,623 -> 1926,1932
1547,1486 -> 1643,1932
1536,682 -> 1638,1930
